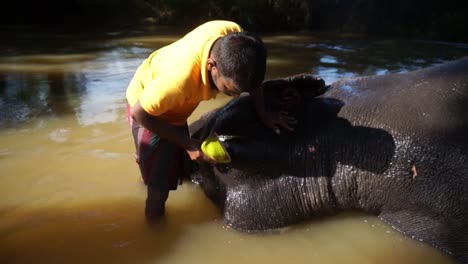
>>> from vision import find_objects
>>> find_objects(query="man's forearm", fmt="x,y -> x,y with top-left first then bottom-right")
131,100 -> 194,150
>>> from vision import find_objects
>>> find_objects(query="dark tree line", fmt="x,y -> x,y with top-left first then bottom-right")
2,0 -> 467,41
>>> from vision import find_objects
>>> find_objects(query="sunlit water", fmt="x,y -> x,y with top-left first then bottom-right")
1,25 -> 466,264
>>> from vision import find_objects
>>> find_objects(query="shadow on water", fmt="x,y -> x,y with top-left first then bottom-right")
0,71 -> 88,127
46,72 -> 77,116
0,197 -> 220,264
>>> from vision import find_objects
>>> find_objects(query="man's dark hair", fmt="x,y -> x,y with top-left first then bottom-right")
211,32 -> 267,92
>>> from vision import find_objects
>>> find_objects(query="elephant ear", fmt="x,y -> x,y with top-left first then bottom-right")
286,73 -> 327,99
261,74 -> 327,114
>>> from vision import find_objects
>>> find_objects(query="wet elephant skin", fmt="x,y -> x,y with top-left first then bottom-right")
189,57 -> 468,263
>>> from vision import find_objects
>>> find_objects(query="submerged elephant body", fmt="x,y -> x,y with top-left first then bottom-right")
189,57 -> 468,262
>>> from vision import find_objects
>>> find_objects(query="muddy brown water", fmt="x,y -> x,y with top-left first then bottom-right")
1,25 -> 466,264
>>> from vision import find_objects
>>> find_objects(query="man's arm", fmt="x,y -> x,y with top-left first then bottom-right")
131,100 -> 212,162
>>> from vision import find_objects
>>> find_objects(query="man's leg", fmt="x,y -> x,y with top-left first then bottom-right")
128,103 -> 168,221
132,125 -> 189,221
129,119 -> 170,221
127,104 -> 190,221
145,185 -> 169,221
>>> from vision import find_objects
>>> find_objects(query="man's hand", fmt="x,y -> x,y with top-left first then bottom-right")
186,139 -> 217,163
262,111 -> 297,135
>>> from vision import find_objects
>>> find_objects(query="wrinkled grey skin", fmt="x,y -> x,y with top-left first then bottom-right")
189,57 -> 468,263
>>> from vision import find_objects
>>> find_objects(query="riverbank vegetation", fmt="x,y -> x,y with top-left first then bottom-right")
3,0 -> 467,41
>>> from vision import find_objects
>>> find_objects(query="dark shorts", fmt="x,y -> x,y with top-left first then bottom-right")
127,103 -> 191,191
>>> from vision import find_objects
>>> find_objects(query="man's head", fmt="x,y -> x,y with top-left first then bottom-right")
208,32 -> 267,97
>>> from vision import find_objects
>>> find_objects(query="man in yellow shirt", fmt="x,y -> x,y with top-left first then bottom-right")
126,20 -> 294,221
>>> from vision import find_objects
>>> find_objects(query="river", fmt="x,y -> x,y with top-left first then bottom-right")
0,24 -> 466,264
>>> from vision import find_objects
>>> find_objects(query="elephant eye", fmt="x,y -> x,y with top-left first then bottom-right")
215,164 -> 232,174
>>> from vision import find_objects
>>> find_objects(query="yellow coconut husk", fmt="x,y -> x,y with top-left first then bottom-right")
201,135 -> 231,163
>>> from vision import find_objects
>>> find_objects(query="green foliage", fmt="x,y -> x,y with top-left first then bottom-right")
142,0 -> 308,31
2,0 -> 467,41
302,0 -> 468,41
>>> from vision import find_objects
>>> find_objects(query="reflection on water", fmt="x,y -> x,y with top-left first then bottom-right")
0,26 -> 465,264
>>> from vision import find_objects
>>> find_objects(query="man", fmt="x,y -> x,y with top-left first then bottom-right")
126,20 -> 294,221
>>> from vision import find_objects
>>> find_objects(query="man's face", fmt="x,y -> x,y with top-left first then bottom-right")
208,57 -> 243,98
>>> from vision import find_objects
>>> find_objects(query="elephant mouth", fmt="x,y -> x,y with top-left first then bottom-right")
217,134 -> 242,142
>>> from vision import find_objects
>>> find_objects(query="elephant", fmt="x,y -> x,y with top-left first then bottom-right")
189,57 -> 468,263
